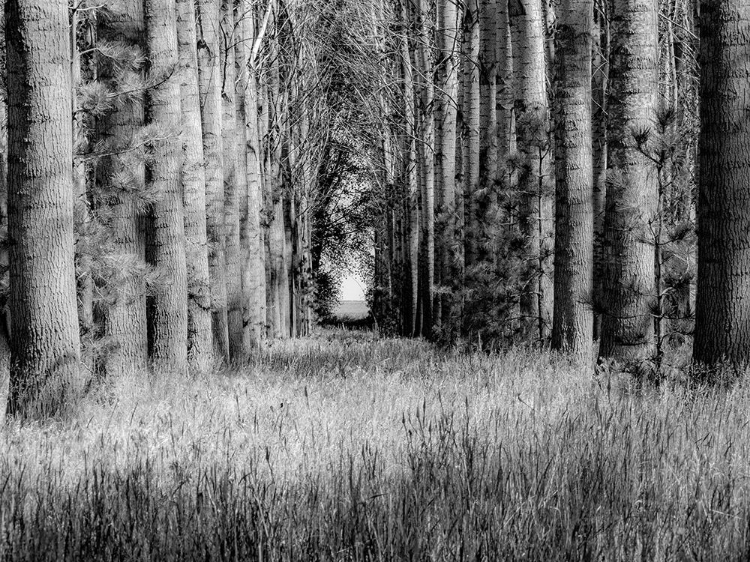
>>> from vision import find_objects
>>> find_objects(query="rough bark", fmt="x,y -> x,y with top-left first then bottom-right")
463,0 -> 481,269
552,0 -> 594,360
144,0 -> 189,374
221,0 -> 244,357
97,0 -> 149,376
436,0 -> 460,329
6,0 -> 81,417
693,0 -> 750,367
512,0 -> 554,341
598,0 -> 658,362
195,0 -> 229,361
238,0 -> 267,348
176,0 -> 213,371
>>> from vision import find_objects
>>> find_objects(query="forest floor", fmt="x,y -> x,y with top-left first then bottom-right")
1,329 -> 750,560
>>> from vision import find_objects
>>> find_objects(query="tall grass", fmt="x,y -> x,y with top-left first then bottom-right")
1,330 -> 750,560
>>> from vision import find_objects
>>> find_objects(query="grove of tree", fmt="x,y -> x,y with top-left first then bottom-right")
0,0 -> 747,418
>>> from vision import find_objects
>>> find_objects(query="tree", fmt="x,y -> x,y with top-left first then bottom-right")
551,0 -> 594,359
6,0 -> 81,416
176,0 -> 213,370
435,0 -> 460,330
144,0 -> 189,373
511,0 -> 553,341
221,0 -> 245,358
598,0 -> 658,362
693,0 -> 750,367
97,0 -> 149,376
240,0 -> 268,348
196,0 -> 230,361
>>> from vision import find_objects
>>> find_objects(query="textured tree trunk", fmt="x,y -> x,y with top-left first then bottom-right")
400,0 -> 419,336
239,0 -> 267,349
551,0 -> 594,360
478,0 -> 497,265
512,0 -> 553,341
196,0 -> 229,362
693,0 -> 750,367
6,0 -> 81,417
97,0 -> 149,376
436,0 -> 460,330
176,0 -> 213,371
144,0 -> 189,374
463,0 -> 481,269
417,0 -> 435,337
221,0 -> 244,358
598,0 -> 658,362
591,3 -> 608,341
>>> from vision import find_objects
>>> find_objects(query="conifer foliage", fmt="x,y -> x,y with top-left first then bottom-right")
0,0 -> 748,418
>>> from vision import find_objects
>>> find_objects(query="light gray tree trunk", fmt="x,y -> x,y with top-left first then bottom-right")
144,0 -> 189,374
552,0 -> 594,360
598,0 -> 658,362
6,0 -> 81,417
98,0 -> 149,377
176,0 -> 213,371
196,0 -> 229,361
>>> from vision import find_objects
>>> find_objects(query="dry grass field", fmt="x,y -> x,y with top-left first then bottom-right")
0,330 -> 749,560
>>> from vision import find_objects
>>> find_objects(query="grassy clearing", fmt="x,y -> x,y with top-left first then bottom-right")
1,330 -> 750,560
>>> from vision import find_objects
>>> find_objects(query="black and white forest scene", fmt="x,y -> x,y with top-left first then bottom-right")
0,0 -> 748,559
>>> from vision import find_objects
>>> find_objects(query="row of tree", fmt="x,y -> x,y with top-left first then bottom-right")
2,0 -> 387,418
370,0 -> 749,373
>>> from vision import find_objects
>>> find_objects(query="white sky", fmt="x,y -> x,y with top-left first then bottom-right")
340,275 -> 366,301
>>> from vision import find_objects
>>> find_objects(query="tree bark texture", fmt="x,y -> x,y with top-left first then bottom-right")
144,0 -> 189,374
598,0 -> 659,362
97,0 -> 149,376
176,0 -> 213,371
196,0 -> 230,361
552,0 -> 594,360
6,0 -> 82,417
693,0 -> 750,366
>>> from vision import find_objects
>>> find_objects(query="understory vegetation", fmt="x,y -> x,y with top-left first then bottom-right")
1,332 -> 750,560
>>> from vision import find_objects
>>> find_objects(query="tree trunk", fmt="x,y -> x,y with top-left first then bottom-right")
196,0 -> 229,362
239,0 -> 267,349
551,0 -> 594,360
97,0 -> 149,376
693,0 -> 750,367
144,0 -> 189,374
6,0 -> 81,417
591,1 -> 608,340
512,0 -> 553,341
176,0 -> 213,371
436,0 -> 460,331
463,0 -> 481,270
221,0 -> 244,358
598,0 -> 658,362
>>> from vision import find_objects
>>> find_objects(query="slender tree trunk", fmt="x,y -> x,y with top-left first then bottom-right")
463,0 -> 481,269
97,0 -> 149,376
417,0 -> 435,337
221,0 -> 244,358
478,0 -> 498,265
437,0 -> 460,331
6,0 -> 81,417
400,0 -> 419,336
591,1 -> 608,340
693,0 -> 750,367
176,0 -> 213,371
512,0 -> 553,341
144,0 -> 189,374
239,0 -> 267,348
598,0 -> 658,362
196,0 -> 229,362
551,0 -> 594,360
